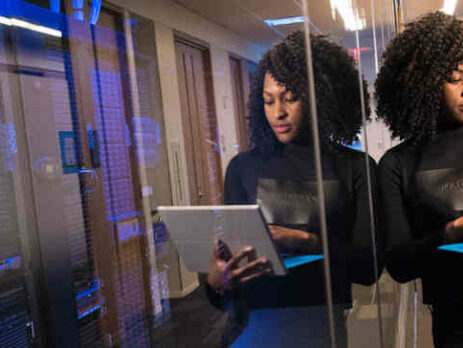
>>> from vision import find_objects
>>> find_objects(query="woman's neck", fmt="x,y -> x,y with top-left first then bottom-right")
437,112 -> 463,132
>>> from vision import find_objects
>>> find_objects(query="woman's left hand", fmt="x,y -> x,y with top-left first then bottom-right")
268,225 -> 320,254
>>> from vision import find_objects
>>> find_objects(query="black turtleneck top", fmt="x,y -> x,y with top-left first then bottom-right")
379,125 -> 463,306
208,142 -> 379,310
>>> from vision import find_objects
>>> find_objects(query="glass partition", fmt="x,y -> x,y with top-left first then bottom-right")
4,0 -> 462,347
302,0 -> 396,346
380,2 -> 463,348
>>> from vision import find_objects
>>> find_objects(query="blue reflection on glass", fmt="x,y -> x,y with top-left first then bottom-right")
438,243 -> 463,253
2,123 -> 17,171
0,256 -> 21,271
71,0 -> 84,21
49,0 -> 60,13
75,280 -> 100,300
346,139 -> 362,151
283,254 -> 323,269
88,0 -> 102,25
107,210 -> 140,221
77,305 -> 101,320
264,16 -> 305,27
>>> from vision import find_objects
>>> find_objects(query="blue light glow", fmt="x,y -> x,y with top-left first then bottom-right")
107,210 -> 140,221
438,243 -> 463,253
346,140 -> 362,151
89,0 -> 102,25
264,16 -> 305,27
0,0 -> 65,37
78,305 -> 101,320
283,254 -> 323,268
0,256 -> 21,271
49,0 -> 60,13
75,282 -> 100,300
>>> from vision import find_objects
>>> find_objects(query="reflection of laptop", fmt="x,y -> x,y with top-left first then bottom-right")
158,205 -> 323,276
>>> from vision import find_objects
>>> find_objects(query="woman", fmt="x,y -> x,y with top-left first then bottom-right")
207,31 -> 379,347
376,11 -> 463,347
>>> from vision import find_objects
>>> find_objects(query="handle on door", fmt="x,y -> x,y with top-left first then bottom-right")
87,129 -> 100,168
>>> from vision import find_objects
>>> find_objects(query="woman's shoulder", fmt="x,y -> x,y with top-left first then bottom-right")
379,140 -> 418,171
226,149 -> 267,172
330,143 -> 376,168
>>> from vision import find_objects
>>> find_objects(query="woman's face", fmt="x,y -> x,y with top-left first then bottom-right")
263,72 -> 306,144
442,63 -> 463,125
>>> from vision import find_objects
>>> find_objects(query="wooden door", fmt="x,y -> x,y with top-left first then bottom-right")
229,57 -> 258,152
229,56 -> 249,151
65,8 -> 151,346
175,39 -> 223,205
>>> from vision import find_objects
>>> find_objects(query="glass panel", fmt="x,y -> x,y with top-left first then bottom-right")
0,24 -> 36,348
156,0 -> 334,344
0,1 -> 163,346
0,0 -> 422,346
376,2 -> 463,348
303,0 -> 398,346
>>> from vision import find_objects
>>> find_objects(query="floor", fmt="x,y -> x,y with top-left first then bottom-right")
153,273 -> 435,347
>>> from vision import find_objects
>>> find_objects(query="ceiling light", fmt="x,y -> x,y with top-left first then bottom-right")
442,0 -> 457,15
264,16 -> 305,27
0,16 -> 12,26
0,16 -> 62,37
330,0 -> 366,31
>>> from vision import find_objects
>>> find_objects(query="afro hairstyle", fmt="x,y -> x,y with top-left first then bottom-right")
375,11 -> 463,143
248,30 -> 369,153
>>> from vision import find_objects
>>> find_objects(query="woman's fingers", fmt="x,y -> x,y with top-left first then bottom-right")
212,239 -> 233,262
231,257 -> 272,281
217,239 -> 233,261
455,216 -> 463,230
247,247 -> 258,262
239,268 -> 273,284
227,246 -> 255,268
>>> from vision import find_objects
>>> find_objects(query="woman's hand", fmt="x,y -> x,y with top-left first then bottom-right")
207,240 -> 273,291
268,225 -> 320,254
444,216 -> 463,244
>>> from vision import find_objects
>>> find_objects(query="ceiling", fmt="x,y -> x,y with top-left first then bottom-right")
173,0 -> 463,49
173,0 -> 399,48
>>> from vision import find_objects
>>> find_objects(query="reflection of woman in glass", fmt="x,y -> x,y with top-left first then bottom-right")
206,31 -> 378,347
376,12 -> 463,347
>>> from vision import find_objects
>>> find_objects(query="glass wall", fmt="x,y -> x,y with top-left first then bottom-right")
2,0 -> 462,347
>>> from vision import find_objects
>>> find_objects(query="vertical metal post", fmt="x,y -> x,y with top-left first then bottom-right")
301,2 -> 336,347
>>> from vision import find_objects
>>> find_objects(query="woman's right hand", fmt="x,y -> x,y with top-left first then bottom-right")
444,216 -> 463,243
206,240 -> 273,291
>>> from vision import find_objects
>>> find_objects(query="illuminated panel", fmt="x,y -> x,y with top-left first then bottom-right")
264,16 -> 305,26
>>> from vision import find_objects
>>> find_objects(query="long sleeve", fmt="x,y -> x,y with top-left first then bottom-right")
329,154 -> 381,286
223,155 -> 249,205
345,155 -> 382,285
378,150 -> 446,283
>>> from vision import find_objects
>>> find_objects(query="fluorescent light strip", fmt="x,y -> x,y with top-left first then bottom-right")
442,0 -> 457,15
0,16 -> 12,26
330,0 -> 366,31
0,16 -> 62,37
264,16 -> 305,27
11,18 -> 62,37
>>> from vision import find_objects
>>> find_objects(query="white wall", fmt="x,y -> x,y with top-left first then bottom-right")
153,23 -> 191,205
209,47 -> 240,176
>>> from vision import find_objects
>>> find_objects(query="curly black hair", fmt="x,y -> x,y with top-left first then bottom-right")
375,11 -> 463,143
248,30 -> 369,153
